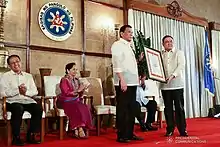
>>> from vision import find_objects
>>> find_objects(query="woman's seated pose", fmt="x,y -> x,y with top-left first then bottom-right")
57,62 -> 92,139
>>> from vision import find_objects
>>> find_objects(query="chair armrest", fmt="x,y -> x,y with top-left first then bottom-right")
105,95 -> 116,106
0,97 -> 7,121
42,96 -> 56,100
105,95 -> 116,99
31,96 -> 45,112
83,95 -> 93,99
43,96 -> 58,116
83,95 -> 96,115
83,95 -> 93,105
40,96 -> 57,114
53,97 -> 58,111
32,96 -> 42,99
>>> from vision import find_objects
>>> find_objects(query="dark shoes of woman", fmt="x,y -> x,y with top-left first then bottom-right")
72,127 -> 88,139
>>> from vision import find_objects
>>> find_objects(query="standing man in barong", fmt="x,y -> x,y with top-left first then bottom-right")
160,35 -> 188,137
111,25 -> 144,143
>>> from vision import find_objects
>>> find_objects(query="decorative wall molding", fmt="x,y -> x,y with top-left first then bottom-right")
29,45 -> 83,55
0,0 -> 9,70
0,41 -> 26,49
30,45 -> 112,58
208,21 -> 220,57
88,0 -> 123,10
0,41 -> 112,58
167,1 -> 182,18
209,22 -> 220,31
26,0 -> 31,72
127,0 -> 208,27
123,0 -> 128,24
148,0 -> 159,5
85,51 -> 112,58
82,0 -> 86,70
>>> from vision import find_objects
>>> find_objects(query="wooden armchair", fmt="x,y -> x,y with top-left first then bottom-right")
0,96 -> 45,146
83,77 -> 116,136
43,76 -> 94,140
140,96 -> 164,128
141,80 -> 165,128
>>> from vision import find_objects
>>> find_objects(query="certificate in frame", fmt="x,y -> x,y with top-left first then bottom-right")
144,47 -> 166,83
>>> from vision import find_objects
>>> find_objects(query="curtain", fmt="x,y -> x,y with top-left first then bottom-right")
212,30 -> 220,105
128,9 -> 213,118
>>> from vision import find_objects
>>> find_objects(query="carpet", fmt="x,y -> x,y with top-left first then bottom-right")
1,118 -> 220,147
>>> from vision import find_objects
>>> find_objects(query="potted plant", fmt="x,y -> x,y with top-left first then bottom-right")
133,30 -> 151,77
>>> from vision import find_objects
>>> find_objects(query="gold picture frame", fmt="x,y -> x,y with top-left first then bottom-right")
144,47 -> 166,83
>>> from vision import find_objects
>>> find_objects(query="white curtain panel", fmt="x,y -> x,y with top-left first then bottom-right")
212,30 -> 220,105
128,9 -> 213,118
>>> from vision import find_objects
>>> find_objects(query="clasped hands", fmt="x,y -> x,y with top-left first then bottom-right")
77,85 -> 87,97
18,83 -> 27,95
166,75 -> 175,84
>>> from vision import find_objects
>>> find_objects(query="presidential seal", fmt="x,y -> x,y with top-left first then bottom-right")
38,2 -> 75,41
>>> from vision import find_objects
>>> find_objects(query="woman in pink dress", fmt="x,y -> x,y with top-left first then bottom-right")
57,62 -> 92,139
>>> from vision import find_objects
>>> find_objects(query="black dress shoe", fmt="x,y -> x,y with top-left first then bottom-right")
145,123 -> 158,131
180,131 -> 188,137
12,136 -> 25,146
26,133 -> 41,144
131,135 -> 144,141
116,138 -> 130,143
165,131 -> 174,137
140,125 -> 148,132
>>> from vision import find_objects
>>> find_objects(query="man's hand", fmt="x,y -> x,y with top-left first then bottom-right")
18,84 -> 27,95
166,75 -> 175,84
120,79 -> 127,92
139,52 -> 145,62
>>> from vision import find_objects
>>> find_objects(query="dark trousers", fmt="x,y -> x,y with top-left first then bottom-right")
135,100 -> 157,126
6,103 -> 43,137
161,89 -> 187,133
115,86 -> 137,140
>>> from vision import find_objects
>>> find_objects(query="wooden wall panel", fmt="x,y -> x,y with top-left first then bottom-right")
85,56 -> 112,80
30,50 -> 82,88
85,1 -> 123,54
4,0 -> 26,44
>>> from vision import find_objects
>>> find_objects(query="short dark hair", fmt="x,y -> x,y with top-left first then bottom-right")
65,62 -> 76,74
119,25 -> 132,37
7,55 -> 21,65
162,35 -> 173,43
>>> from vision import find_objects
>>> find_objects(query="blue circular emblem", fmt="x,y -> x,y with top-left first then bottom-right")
38,2 -> 75,41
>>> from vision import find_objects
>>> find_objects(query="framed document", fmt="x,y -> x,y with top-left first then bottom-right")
144,47 -> 166,83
